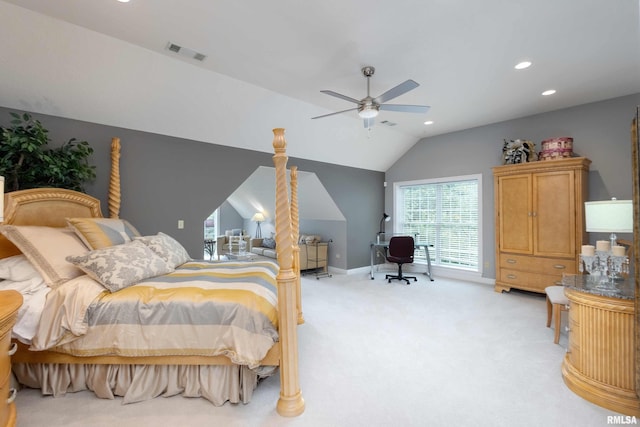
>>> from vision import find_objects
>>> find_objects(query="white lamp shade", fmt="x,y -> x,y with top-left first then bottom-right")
251,212 -> 265,222
0,176 -> 4,222
584,199 -> 633,233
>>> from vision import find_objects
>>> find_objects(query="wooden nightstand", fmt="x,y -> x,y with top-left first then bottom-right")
0,290 -> 22,427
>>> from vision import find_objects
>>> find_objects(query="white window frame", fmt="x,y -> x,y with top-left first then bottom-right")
393,174 -> 483,278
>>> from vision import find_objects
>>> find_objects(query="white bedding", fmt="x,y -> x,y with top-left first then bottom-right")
0,255 -> 50,343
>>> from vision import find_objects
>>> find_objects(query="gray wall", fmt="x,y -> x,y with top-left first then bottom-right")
218,201 -> 244,234
386,93 -> 640,279
0,107 -> 384,269
3,93 -> 636,273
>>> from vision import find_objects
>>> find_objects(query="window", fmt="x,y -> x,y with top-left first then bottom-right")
394,175 -> 481,271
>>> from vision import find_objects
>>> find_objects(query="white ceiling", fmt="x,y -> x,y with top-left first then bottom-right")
1,0 -> 639,171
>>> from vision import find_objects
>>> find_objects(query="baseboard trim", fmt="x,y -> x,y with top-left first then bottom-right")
332,264 -> 495,286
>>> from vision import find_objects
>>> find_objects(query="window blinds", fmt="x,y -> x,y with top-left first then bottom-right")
399,179 -> 479,270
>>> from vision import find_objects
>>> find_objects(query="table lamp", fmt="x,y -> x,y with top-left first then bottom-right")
582,198 -> 633,286
584,198 -> 633,248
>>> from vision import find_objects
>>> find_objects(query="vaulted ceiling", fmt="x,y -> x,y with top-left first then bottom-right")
1,1 -> 638,171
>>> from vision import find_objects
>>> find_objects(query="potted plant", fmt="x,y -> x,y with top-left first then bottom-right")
0,112 -> 96,192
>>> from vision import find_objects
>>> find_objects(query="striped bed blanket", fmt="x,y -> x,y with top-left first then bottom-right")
29,260 -> 280,368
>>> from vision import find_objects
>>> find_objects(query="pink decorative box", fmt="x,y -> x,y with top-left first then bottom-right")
538,137 -> 573,160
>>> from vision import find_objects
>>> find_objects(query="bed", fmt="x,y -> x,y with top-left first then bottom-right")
1,129 -> 304,416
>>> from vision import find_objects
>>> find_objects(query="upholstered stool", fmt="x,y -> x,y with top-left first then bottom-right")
545,285 -> 569,344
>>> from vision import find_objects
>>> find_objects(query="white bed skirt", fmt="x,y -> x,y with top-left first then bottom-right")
13,363 -> 276,405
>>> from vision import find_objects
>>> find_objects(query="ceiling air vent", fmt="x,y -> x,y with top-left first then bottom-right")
380,120 -> 397,127
165,42 -> 207,62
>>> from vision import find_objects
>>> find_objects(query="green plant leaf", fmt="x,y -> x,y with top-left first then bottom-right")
0,111 -> 95,192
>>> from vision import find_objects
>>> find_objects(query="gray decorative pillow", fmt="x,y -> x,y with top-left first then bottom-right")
135,232 -> 191,269
66,240 -> 174,292
262,237 -> 276,249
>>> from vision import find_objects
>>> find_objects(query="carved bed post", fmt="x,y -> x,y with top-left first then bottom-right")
290,166 -> 304,324
109,137 -> 121,219
272,128 -> 305,417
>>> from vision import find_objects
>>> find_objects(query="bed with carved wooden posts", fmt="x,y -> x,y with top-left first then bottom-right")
1,129 -> 304,416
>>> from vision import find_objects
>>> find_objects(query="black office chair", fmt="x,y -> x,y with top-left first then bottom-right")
385,236 -> 417,284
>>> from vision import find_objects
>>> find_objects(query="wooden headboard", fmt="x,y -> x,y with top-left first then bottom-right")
0,188 -> 103,259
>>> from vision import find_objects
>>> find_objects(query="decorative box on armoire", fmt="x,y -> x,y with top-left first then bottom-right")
0,290 -> 22,427
493,157 -> 590,293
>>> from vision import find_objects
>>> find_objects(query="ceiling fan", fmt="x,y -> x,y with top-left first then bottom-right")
311,66 -> 430,128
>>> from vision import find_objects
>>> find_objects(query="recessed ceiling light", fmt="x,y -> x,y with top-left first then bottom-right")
542,89 -> 557,96
515,61 -> 532,70
117,0 -> 130,3
424,120 -> 434,125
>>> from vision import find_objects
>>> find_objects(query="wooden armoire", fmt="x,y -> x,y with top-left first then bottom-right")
493,157 -> 591,293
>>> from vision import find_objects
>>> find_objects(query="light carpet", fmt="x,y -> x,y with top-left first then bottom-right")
14,271 -> 621,427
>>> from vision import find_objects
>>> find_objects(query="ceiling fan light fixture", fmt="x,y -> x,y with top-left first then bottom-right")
313,66 -> 429,125
358,106 -> 379,119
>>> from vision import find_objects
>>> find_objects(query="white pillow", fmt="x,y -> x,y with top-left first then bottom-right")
134,232 -> 191,269
0,254 -> 42,281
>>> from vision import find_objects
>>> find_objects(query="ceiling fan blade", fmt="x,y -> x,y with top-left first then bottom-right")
311,107 -> 358,120
374,80 -> 420,104
320,90 -> 362,104
379,104 -> 431,114
363,117 -> 375,128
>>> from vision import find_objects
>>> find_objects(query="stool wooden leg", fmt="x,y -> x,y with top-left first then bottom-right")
553,303 -> 561,344
546,296 -> 552,328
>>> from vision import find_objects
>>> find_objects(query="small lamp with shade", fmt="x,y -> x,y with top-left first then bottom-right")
252,212 -> 265,238
581,198 -> 633,287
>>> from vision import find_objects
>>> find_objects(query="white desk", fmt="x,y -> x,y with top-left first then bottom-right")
370,241 -> 434,281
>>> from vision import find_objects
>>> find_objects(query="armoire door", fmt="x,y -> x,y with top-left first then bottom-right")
533,170 -> 576,258
497,174 -> 533,254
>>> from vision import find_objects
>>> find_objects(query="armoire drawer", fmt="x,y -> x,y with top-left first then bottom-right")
499,254 -> 533,271
499,269 -> 563,292
500,254 -> 575,274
